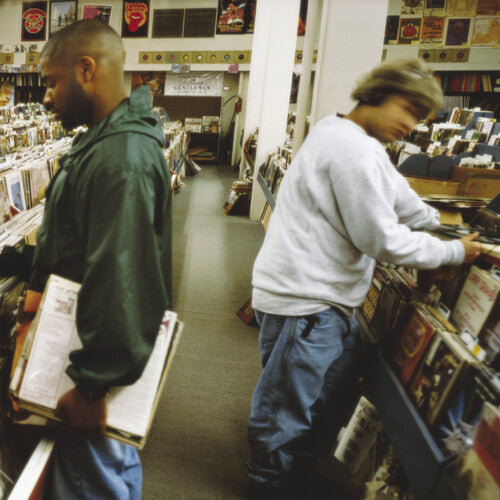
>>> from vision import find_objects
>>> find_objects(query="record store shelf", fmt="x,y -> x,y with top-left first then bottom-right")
357,314 -> 465,500
257,163 -> 276,211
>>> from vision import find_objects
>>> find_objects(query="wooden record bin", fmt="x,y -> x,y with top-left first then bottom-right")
153,95 -> 222,163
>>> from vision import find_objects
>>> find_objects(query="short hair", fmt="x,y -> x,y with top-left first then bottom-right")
41,19 -> 123,66
351,58 -> 443,119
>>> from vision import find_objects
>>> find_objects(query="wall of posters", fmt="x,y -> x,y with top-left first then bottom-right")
81,4 -> 112,24
216,1 -> 256,34
131,71 -> 165,95
21,2 -> 47,41
122,0 -> 149,37
164,73 -> 223,96
49,1 -> 78,37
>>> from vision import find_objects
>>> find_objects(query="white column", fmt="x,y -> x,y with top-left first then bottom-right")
246,0 -> 301,220
310,0 -> 388,124
292,0 -> 322,156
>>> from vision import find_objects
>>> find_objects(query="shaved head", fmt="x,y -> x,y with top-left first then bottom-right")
41,19 -> 124,70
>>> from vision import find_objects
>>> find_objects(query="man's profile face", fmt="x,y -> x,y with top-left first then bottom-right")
364,94 -> 421,144
40,56 -> 93,130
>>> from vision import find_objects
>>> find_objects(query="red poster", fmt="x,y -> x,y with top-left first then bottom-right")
122,0 -> 149,37
398,17 -> 422,44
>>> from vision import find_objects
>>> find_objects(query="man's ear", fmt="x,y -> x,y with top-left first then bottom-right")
76,55 -> 97,84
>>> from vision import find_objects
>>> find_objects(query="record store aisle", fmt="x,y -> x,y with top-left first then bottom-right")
141,165 -> 264,499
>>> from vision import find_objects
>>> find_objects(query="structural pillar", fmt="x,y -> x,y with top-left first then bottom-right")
310,0 -> 388,124
244,0 -> 301,220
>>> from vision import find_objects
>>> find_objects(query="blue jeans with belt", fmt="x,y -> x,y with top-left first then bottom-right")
246,307 -> 361,487
46,429 -> 142,499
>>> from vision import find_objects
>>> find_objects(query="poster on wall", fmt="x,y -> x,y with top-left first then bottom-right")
398,17 -> 422,44
420,16 -> 445,44
21,2 -> 48,41
472,17 -> 500,45
0,82 -> 15,107
81,4 -> 112,24
401,0 -> 424,15
121,0 -> 149,37
164,73 -> 223,96
424,0 -> 447,16
445,18 -> 471,45
447,0 -> 477,16
131,72 -> 165,95
476,0 -> 500,16
216,1 -> 256,34
298,0 -> 308,36
384,15 -> 400,44
49,1 -> 78,37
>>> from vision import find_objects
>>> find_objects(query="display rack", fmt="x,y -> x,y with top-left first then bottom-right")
257,163 -> 276,211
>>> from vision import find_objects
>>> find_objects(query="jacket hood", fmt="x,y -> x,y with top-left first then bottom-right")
66,86 -> 165,158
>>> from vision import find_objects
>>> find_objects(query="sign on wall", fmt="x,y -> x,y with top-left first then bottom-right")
164,73 -> 223,96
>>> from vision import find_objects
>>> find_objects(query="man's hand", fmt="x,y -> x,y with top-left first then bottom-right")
459,232 -> 482,264
55,387 -> 107,438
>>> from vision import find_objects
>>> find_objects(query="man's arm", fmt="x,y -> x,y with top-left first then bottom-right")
57,146 -> 171,434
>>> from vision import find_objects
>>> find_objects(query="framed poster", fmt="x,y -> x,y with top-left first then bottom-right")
217,0 -> 256,34
22,2 -> 48,41
398,17 -> 422,44
131,71 -> 166,95
445,18 -> 471,45
122,0 -> 150,37
49,1 -> 78,37
420,16 -> 445,45
385,15 -> 400,44
81,4 -> 112,24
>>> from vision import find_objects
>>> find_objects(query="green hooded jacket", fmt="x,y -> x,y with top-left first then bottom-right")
30,86 -> 172,394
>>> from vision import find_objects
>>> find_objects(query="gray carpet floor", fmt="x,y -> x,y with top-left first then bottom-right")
141,165 -> 264,499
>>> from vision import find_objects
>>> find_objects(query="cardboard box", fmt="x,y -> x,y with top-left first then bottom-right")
406,176 -> 460,196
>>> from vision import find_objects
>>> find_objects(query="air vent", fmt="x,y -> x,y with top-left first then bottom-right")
152,9 -> 184,38
183,8 -> 216,38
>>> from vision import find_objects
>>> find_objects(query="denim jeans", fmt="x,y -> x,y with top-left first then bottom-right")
246,307 -> 361,487
46,429 -> 142,500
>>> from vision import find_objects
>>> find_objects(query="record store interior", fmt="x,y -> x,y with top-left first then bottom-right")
0,0 -> 500,499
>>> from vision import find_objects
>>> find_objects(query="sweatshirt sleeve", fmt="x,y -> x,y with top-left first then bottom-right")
392,169 -> 441,230
329,149 -> 464,269
66,150 -> 171,393
0,245 -> 35,282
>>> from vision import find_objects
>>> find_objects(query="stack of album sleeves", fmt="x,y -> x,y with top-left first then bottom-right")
359,260 -> 500,458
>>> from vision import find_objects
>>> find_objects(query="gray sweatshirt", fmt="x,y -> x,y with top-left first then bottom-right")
252,115 -> 464,317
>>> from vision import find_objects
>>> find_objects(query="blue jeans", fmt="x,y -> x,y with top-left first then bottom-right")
46,430 -> 142,500
246,307 -> 361,487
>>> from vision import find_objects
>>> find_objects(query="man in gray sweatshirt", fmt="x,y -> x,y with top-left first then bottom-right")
246,58 -> 481,498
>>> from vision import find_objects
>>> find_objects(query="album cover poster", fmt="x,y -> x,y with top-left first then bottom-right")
384,15 -> 400,43
420,16 -> 445,44
0,178 -> 12,224
49,1 -> 78,37
398,17 -> 422,44
121,0 -> 149,37
401,0 -> 424,15
21,2 -> 48,41
298,0 -> 307,36
424,0 -> 447,16
217,1 -> 247,34
472,17 -> 500,45
445,18 -> 471,45
476,0 -> 500,15
81,4 -> 112,24
447,0 -> 477,16
131,71 -> 165,95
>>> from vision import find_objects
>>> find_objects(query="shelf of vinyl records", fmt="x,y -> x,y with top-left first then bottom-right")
435,71 -> 500,95
357,252 -> 500,500
257,148 -> 292,230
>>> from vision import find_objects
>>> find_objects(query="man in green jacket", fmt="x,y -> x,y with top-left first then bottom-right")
1,20 -> 172,499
